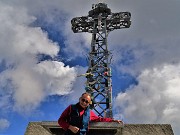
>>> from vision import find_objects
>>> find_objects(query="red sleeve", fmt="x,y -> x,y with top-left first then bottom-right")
90,111 -> 113,122
58,105 -> 71,130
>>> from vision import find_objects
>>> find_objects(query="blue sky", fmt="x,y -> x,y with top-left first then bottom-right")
0,0 -> 180,134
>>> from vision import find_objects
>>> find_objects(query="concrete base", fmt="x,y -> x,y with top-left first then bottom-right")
25,121 -> 174,135
88,122 -> 123,135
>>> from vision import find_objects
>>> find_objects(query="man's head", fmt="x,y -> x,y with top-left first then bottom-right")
79,92 -> 91,108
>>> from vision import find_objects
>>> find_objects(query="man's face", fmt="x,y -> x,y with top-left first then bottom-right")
79,94 -> 91,108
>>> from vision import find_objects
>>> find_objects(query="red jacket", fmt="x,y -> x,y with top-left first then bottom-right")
58,103 -> 113,130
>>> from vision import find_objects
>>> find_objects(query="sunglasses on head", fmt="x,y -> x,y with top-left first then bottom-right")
81,98 -> 89,104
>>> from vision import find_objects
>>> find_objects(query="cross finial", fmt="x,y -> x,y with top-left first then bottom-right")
98,0 -> 104,3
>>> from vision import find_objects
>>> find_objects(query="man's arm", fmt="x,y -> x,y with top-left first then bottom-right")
58,105 -> 71,130
90,111 -> 112,122
90,111 -> 122,123
58,105 -> 80,133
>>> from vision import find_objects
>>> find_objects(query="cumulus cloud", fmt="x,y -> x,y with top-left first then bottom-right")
114,63 -> 180,134
35,61 -> 76,95
11,0 -> 95,58
107,0 -> 180,75
0,1 -> 77,114
0,119 -> 10,131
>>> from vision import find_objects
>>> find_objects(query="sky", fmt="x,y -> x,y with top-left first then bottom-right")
0,0 -> 180,134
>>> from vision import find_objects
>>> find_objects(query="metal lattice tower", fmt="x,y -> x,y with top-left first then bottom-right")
71,3 -> 131,118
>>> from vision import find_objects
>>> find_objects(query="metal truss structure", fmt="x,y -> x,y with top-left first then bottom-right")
71,3 -> 131,118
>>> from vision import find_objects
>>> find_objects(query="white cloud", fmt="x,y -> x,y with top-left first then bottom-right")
105,0 -> 180,76
5,0 -> 98,58
35,60 -> 77,95
0,1 -> 77,114
114,63 -> 180,134
0,1 -> 59,62
0,119 -> 10,131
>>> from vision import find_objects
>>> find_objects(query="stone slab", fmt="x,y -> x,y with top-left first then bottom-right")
25,121 -> 174,135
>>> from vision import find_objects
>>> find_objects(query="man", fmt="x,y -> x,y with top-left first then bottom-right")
58,92 -> 122,135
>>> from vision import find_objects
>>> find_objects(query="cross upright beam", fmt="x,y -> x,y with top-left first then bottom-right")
71,3 -> 131,118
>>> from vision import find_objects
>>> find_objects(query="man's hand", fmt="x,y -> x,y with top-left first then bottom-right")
112,119 -> 123,124
68,125 -> 79,133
